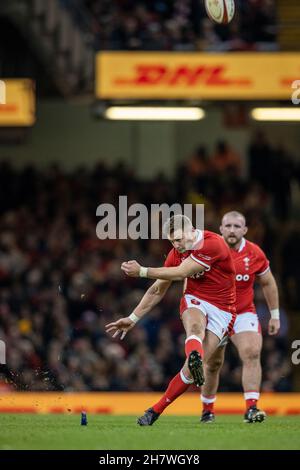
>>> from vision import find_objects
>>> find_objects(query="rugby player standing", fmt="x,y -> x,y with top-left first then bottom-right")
200,211 -> 280,424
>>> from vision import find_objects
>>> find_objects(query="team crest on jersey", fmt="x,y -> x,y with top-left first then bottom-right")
243,257 -> 250,270
191,299 -> 200,305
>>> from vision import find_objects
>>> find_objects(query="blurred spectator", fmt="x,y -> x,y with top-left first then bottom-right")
281,223 -> 300,310
210,140 -> 241,177
270,145 -> 294,221
186,145 -> 210,194
248,131 -> 272,191
248,133 -> 296,221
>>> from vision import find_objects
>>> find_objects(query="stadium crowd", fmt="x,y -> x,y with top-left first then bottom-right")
0,134 -> 297,393
61,0 -> 278,51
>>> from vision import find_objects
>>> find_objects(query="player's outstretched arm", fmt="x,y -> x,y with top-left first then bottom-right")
257,270 -> 280,335
121,257 -> 204,281
105,279 -> 171,340
105,317 -> 135,340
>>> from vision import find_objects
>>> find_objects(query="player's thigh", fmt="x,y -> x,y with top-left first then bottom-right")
204,343 -> 226,373
202,329 -> 222,362
231,331 -> 262,362
181,307 -> 207,340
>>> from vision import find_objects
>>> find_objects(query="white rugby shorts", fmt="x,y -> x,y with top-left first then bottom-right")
180,294 -> 235,340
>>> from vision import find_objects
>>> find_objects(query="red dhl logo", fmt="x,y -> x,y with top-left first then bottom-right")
114,65 -> 252,87
0,104 -> 18,112
281,77 -> 300,86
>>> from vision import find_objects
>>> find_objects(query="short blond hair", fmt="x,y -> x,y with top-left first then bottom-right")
163,215 -> 193,237
222,211 -> 246,226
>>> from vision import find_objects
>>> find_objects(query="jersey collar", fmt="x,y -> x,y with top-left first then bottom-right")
191,229 -> 203,249
238,237 -> 246,253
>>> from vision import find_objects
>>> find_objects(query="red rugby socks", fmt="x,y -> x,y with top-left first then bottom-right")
185,335 -> 204,358
201,394 -> 216,413
152,370 -> 193,414
244,391 -> 260,410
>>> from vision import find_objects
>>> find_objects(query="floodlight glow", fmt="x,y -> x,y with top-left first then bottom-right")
105,107 -> 205,121
251,108 -> 300,121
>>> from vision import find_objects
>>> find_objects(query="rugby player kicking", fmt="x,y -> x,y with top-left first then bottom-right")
200,211 -> 280,424
105,215 -> 236,425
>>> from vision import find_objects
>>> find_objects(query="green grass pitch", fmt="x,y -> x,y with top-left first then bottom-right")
0,414 -> 300,450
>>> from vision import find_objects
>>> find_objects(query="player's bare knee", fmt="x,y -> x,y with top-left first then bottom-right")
242,347 -> 261,364
205,357 -> 224,374
188,322 -> 203,336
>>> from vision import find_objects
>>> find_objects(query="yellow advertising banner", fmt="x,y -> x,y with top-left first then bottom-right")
0,79 -> 35,126
96,52 -> 300,100
0,392 -> 299,415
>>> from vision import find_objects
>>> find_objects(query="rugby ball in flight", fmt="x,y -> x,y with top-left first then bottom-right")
205,0 -> 235,24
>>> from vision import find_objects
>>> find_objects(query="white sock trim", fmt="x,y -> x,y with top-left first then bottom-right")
201,394 -> 216,404
185,335 -> 202,345
180,369 -> 194,384
244,392 -> 260,401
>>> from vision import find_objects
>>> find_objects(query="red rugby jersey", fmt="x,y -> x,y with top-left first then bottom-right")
230,238 -> 270,314
164,230 -> 236,313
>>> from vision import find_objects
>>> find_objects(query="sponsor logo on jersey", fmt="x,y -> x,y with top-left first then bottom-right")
190,271 -> 206,279
236,274 -> 250,281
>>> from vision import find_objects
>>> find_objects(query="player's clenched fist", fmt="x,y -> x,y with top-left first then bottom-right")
121,260 -> 141,277
268,319 -> 280,336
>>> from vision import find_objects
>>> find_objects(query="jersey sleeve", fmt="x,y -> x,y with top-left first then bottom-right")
255,246 -> 270,276
164,249 -> 177,267
190,236 -> 223,271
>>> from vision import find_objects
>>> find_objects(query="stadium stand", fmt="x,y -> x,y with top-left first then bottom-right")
0,133 -> 296,392
62,0 -> 278,52
0,0 -> 299,394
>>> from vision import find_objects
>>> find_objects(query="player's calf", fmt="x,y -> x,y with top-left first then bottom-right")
138,369 -> 193,426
